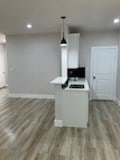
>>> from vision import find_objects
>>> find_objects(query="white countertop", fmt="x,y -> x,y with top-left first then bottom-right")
65,79 -> 89,91
50,77 -> 67,85
51,77 -> 89,91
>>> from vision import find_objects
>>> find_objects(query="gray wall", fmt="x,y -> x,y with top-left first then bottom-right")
7,31 -> 120,99
116,31 -> 120,100
7,34 -> 60,95
80,31 -> 118,81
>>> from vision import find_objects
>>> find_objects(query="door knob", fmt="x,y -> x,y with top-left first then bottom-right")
93,76 -> 96,79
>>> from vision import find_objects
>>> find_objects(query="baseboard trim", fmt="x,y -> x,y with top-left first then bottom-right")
113,97 -> 120,106
8,93 -> 55,99
54,119 -> 63,127
63,123 -> 87,128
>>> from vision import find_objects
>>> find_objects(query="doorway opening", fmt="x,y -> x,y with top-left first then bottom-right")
0,33 -> 7,89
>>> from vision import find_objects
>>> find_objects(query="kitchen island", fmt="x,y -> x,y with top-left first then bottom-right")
51,77 -> 89,128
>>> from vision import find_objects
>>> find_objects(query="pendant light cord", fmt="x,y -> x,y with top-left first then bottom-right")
61,16 -> 66,38
63,18 -> 64,38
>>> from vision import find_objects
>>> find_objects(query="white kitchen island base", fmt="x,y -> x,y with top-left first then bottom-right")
51,77 -> 89,128
62,90 -> 88,128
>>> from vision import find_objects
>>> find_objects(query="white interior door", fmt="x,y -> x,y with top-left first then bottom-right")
91,47 -> 117,100
0,45 -> 6,88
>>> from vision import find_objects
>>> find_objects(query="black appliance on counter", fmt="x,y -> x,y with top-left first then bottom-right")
68,67 -> 85,79
62,67 -> 86,89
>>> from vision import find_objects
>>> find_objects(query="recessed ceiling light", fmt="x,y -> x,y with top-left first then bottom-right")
113,18 -> 120,24
26,24 -> 32,29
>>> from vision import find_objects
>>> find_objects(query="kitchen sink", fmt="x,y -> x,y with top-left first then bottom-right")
69,84 -> 85,89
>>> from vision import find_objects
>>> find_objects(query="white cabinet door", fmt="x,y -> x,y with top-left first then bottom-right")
62,90 -> 88,128
0,45 -> 6,88
91,47 -> 117,100
68,33 -> 80,68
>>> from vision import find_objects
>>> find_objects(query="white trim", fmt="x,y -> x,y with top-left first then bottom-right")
54,119 -> 63,127
8,93 -> 55,99
90,46 -> 118,100
63,123 -> 87,128
113,97 -> 120,106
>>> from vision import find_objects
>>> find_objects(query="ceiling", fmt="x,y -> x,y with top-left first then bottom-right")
0,0 -> 120,35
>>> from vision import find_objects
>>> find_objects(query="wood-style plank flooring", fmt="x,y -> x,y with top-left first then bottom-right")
0,88 -> 120,160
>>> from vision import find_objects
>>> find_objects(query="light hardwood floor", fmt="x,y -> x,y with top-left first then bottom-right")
0,88 -> 120,160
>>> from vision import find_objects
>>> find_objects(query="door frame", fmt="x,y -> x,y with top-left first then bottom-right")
0,44 -> 6,88
90,46 -> 118,100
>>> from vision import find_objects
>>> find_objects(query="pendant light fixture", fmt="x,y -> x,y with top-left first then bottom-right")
60,16 -> 67,47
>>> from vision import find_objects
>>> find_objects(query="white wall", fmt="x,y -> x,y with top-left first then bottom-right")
7,34 -> 60,95
80,31 -> 118,81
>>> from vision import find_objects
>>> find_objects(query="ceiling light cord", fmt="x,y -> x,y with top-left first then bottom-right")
62,17 -> 65,38
60,16 -> 67,47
